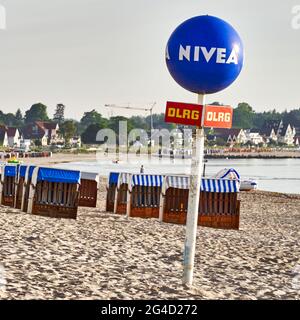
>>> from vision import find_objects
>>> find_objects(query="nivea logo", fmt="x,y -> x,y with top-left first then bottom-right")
165,15 -> 244,94
166,45 -> 239,65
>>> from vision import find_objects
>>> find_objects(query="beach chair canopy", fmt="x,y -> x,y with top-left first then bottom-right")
165,175 -> 240,193
118,172 -> 131,186
19,165 -> 36,178
81,171 -> 99,182
37,168 -> 80,184
131,174 -> 163,187
211,168 -> 240,180
4,165 -> 18,177
19,165 -> 27,178
28,166 -> 36,179
109,172 -> 119,185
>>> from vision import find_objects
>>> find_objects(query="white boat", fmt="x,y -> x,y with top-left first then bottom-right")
240,179 -> 258,191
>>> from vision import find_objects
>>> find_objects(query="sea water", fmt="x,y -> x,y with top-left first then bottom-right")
55,158 -> 300,194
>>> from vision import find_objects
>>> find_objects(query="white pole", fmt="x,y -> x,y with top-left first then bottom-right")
183,94 -> 206,286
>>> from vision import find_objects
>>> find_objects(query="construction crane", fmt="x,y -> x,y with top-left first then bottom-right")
104,102 -> 156,131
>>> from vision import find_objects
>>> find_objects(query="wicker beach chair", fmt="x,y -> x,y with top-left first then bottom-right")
0,165 -> 18,207
160,175 -> 241,230
27,167 -> 81,219
79,172 -> 100,208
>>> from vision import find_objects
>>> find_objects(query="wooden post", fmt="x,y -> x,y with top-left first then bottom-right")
27,167 -> 39,214
21,167 -> 30,211
13,166 -> 21,208
113,175 -> 120,214
126,175 -> 132,218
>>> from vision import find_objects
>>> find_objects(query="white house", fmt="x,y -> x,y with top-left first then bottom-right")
0,126 -> 8,148
260,120 -> 296,146
209,128 -> 248,146
7,127 -> 21,148
278,124 -> 296,145
69,136 -> 81,148
244,129 -> 264,145
20,139 -> 31,152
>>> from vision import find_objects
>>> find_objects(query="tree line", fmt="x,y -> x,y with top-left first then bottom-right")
0,102 -> 299,144
0,103 -> 175,144
231,102 -> 300,130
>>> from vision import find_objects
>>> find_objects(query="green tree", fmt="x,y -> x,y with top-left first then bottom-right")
253,109 -> 281,130
14,109 -> 24,127
53,104 -> 65,124
282,108 -> 300,128
59,120 -> 77,145
15,109 -> 23,121
4,113 -> 17,126
25,103 -> 49,123
80,110 -> 106,127
130,116 -> 148,131
108,116 -> 134,133
81,123 -> 102,144
145,113 -> 175,130
232,102 -> 255,129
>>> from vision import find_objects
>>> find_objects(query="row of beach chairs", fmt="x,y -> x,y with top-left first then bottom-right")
0,164 -> 100,219
106,172 -> 241,230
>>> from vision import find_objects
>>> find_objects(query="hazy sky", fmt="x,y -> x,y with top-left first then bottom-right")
0,0 -> 299,120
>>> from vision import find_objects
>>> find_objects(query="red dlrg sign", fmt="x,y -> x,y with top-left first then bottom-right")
203,105 -> 233,128
165,102 -> 233,128
165,101 -> 203,126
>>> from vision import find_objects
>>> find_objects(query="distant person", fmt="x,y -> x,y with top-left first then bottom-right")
140,165 -> 144,173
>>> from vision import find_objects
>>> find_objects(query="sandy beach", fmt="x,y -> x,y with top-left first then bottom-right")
20,152 -> 98,166
0,155 -> 299,300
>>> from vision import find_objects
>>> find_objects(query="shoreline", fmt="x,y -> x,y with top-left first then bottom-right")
17,153 -> 300,196
17,150 -> 300,167
205,150 -> 300,159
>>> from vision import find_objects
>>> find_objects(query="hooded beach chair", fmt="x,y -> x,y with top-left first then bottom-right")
0,165 -> 18,207
160,175 -> 241,230
128,174 -> 164,218
114,172 -> 132,215
106,172 -> 119,212
15,165 -> 27,209
20,165 -> 36,212
78,172 -> 100,208
27,167 -> 81,219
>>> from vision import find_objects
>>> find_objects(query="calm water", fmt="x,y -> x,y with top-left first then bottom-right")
55,158 -> 300,194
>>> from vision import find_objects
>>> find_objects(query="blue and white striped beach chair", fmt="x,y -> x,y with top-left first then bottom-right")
129,174 -> 164,218
161,175 -> 241,229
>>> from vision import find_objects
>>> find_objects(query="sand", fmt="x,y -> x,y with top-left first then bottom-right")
0,154 -> 299,299
0,182 -> 299,300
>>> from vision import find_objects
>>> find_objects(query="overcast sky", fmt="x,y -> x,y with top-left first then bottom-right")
0,0 -> 299,120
